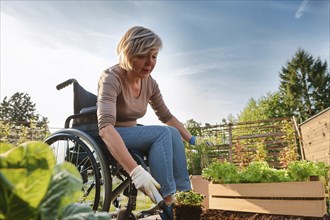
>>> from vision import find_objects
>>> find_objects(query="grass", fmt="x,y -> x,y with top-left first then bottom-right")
109,177 -> 157,213
109,192 -> 156,212
81,175 -> 158,213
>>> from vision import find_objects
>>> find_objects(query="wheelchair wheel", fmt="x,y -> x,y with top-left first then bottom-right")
44,129 -> 111,211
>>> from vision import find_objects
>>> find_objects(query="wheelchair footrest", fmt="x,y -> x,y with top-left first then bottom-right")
136,204 -> 161,218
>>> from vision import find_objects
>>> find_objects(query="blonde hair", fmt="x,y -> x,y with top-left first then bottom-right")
117,26 -> 162,71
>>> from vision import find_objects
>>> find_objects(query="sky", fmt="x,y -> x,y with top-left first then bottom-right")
1,0 -> 329,131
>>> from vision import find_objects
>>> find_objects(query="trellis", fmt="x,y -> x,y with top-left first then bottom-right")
0,120 -> 50,145
200,117 -> 300,168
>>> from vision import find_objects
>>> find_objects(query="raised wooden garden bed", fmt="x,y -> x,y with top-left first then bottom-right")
209,181 -> 327,217
191,175 -> 210,209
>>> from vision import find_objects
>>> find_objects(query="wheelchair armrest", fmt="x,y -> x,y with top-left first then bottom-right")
80,106 -> 97,114
65,108 -> 97,128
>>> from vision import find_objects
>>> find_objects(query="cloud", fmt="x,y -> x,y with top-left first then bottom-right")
295,0 -> 309,19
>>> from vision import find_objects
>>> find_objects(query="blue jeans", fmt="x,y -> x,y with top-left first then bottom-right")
115,125 -> 191,198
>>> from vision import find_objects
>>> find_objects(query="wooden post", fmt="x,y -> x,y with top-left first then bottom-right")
292,116 -> 305,160
228,123 -> 233,162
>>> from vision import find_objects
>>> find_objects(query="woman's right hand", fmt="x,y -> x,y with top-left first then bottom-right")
130,165 -> 163,204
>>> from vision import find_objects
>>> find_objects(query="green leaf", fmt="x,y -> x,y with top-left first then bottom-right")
0,168 -> 51,209
21,141 -> 55,171
0,143 -> 14,154
38,162 -> 83,220
175,191 -> 204,206
5,192 -> 37,220
0,142 -> 54,219
0,169 -> 38,220
0,146 -> 24,168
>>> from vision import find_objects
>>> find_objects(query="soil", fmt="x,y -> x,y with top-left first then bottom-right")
200,209 -> 329,220
173,204 -> 203,220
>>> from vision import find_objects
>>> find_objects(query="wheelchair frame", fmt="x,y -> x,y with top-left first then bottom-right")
44,79 -> 162,220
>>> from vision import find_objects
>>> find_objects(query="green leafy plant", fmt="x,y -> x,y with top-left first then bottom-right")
287,160 -> 330,182
174,191 -> 205,206
279,120 -> 299,168
232,140 -> 253,168
240,161 -> 288,183
0,142 -> 110,220
202,160 -> 329,184
252,139 -> 268,163
202,161 -> 240,184
185,135 -> 216,175
174,191 -> 205,220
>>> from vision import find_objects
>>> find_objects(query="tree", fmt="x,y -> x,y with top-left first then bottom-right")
0,92 -> 48,124
0,92 -> 49,144
238,92 -> 290,123
238,98 -> 262,122
184,119 -> 202,136
221,113 -> 238,124
279,49 -> 330,122
258,91 -> 289,119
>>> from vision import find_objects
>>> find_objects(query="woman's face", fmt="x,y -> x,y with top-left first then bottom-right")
131,50 -> 158,79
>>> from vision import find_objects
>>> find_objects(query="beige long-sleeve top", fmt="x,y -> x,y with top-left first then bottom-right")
97,65 -> 173,129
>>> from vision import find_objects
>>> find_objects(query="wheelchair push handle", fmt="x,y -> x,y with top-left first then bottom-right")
56,78 -> 78,90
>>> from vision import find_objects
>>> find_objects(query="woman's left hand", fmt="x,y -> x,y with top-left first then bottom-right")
189,136 -> 214,146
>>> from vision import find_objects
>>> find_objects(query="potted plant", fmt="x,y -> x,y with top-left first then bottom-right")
173,191 -> 205,220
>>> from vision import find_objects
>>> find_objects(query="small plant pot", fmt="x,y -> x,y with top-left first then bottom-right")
309,175 -> 319,181
173,204 -> 203,220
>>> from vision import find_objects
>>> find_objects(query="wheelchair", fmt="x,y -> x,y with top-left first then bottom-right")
44,79 -> 165,220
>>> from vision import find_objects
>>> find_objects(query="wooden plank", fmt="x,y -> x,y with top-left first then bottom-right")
301,122 -> 329,133
301,130 -> 329,140
300,111 -> 330,129
302,139 -> 329,149
302,132 -> 329,144
237,132 -> 286,140
304,143 -> 330,155
303,128 -> 330,136
304,149 -> 328,159
209,181 -> 325,198
305,150 -> 330,162
209,197 -> 326,217
302,139 -> 330,149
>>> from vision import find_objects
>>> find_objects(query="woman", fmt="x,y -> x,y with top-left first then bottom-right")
97,26 -> 202,219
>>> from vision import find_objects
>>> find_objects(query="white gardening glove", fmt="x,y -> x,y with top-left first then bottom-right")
130,165 -> 163,204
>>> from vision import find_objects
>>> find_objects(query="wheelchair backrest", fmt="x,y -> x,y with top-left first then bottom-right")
73,82 -> 97,114
56,79 -> 98,131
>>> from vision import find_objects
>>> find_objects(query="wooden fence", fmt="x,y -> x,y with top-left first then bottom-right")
300,107 -> 330,165
0,120 -> 50,145
197,117 -> 299,168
